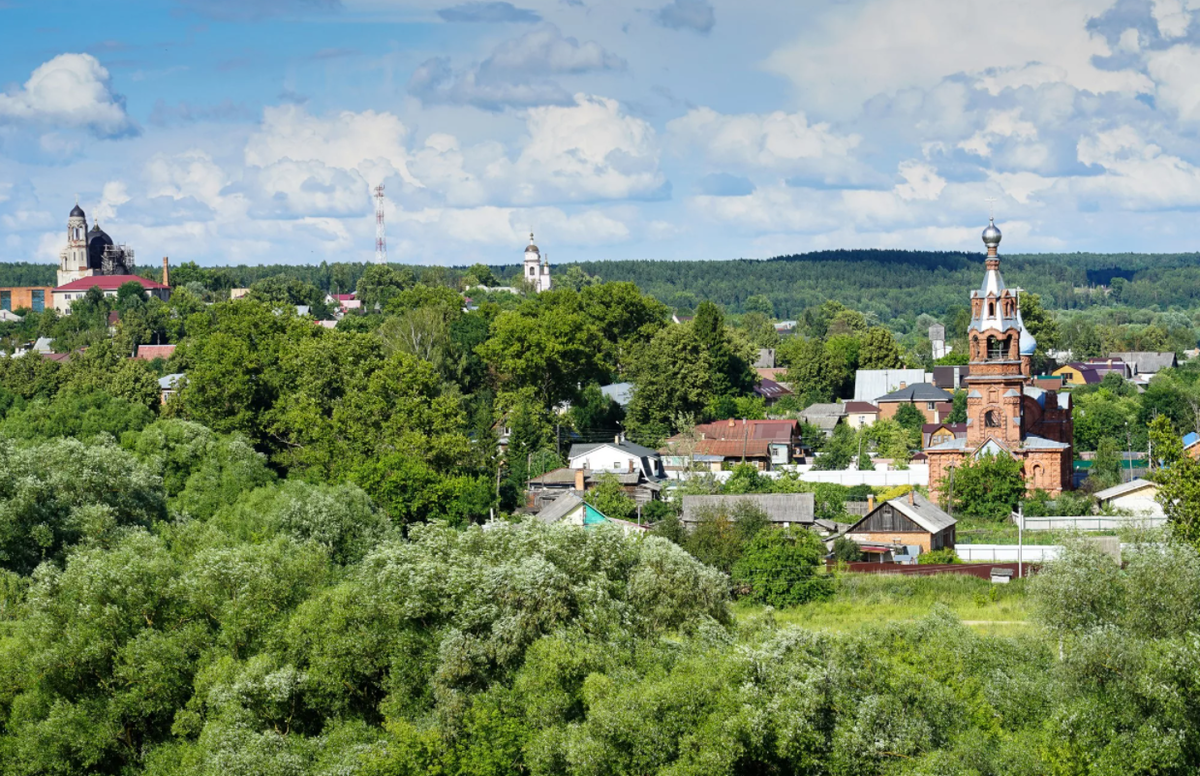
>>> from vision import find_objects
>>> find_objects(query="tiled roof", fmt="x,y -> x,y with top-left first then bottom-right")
53,275 -> 169,292
135,344 -> 176,361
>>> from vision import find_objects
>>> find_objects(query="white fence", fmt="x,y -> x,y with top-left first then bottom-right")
1016,514 -> 1167,532
955,544 -> 1063,562
794,466 -> 929,487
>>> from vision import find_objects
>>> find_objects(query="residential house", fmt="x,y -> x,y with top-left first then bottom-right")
135,344 -> 176,361
534,491 -> 649,534
1052,363 -> 1102,386
922,422 -> 966,449
1185,432 -> 1200,460
663,418 -> 800,469
1093,478 -> 1163,516
0,310 -> 23,323
527,467 -> 663,509
774,320 -> 798,336
853,368 -> 930,403
753,348 -> 776,368
799,403 -> 845,437
671,313 -> 693,324
932,365 -> 971,391
1082,357 -> 1132,380
843,401 -> 880,430
680,493 -> 817,531
875,383 -> 954,423
755,367 -> 788,385
158,373 -> 184,404
230,288 -> 250,300
845,491 -> 957,556
32,337 -> 54,354
568,440 -> 665,479
1109,351 -> 1178,379
753,377 -> 792,406
600,382 -> 634,408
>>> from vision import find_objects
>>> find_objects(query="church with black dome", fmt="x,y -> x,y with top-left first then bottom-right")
58,202 -> 135,286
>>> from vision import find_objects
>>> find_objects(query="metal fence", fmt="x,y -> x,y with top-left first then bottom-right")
1015,514 -> 1166,532
955,544 -> 1063,562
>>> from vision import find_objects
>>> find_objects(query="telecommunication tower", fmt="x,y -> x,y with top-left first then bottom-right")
374,184 -> 387,264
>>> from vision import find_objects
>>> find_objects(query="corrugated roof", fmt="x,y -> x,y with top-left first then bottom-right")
876,383 -> 953,403
853,369 -> 929,403
1109,351 -> 1177,374
850,492 -> 955,534
1094,478 -> 1157,501
536,492 -> 586,524
681,493 -> 816,524
568,440 -> 660,460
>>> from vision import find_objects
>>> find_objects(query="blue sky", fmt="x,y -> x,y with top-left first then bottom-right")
4,0 -> 1200,266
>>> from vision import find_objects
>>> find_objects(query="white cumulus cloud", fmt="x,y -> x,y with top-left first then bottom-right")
0,53 -> 136,137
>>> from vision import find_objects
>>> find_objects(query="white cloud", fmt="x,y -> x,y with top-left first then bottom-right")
766,0 -> 1152,117
93,181 -> 131,223
0,53 -> 136,137
145,150 -> 230,207
894,160 -> 945,201
486,24 -> 626,73
1146,44 -> 1200,124
665,107 -> 860,178
1074,125 -> 1200,209
1150,0 -> 1198,39
244,104 -> 416,186
958,109 -> 1039,158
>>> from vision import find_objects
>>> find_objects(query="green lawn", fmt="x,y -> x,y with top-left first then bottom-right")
734,573 -> 1033,636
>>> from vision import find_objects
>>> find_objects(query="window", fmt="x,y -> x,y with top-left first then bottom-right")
985,410 -> 1001,428
987,336 -> 1010,360
926,402 -> 936,410
988,300 -> 995,317
31,290 -> 43,312
0,291 -> 9,312
612,461 -> 621,470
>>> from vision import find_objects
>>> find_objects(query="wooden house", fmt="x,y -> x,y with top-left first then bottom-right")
846,491 -> 956,555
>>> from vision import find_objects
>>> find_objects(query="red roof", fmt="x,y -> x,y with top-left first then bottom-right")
333,293 -> 356,301
694,418 -> 798,442
844,401 -> 880,414
53,275 -> 169,292
134,344 -> 176,361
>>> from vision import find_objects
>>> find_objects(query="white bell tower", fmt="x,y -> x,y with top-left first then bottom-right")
522,232 -> 551,293
58,200 -> 91,286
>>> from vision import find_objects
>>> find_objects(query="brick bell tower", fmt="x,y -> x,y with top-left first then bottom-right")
963,217 -> 1032,450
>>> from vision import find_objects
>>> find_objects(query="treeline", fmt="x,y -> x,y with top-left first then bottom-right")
7,248 -> 1200,322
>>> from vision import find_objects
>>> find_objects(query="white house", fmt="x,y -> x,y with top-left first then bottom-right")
567,440 -> 664,479
1094,478 -> 1163,516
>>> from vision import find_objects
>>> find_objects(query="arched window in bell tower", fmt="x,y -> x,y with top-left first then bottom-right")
988,300 -> 995,317
985,410 -> 1001,428
987,336 -> 1011,361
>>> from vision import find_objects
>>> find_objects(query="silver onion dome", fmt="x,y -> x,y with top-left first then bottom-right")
982,217 -> 1002,249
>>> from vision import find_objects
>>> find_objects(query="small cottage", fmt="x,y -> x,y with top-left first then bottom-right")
845,491 -> 956,555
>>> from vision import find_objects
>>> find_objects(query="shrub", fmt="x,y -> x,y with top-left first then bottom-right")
833,535 -> 863,563
731,528 -> 834,607
918,548 -> 961,565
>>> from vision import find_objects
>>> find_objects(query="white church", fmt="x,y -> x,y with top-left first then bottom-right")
522,232 -> 551,292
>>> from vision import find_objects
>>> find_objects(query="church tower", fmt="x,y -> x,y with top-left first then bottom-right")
58,202 -> 90,286
963,218 -> 1033,450
925,217 -> 1073,503
523,232 -> 551,292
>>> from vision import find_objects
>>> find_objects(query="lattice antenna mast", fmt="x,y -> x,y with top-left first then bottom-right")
374,185 -> 387,264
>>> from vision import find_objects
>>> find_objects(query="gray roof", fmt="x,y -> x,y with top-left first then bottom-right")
1094,478 -> 1158,501
600,382 -> 634,407
680,493 -> 816,525
876,382 -> 953,403
32,337 -> 54,353
853,369 -> 929,403
158,373 -> 185,390
1021,434 -> 1070,450
801,403 -> 846,419
926,437 -> 967,451
1109,351 -> 1177,374
535,491 -> 585,524
568,440 -> 660,460
850,491 -> 955,534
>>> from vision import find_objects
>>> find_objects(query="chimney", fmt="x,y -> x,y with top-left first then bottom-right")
867,494 -> 875,511
908,489 -> 915,506
574,468 -> 585,491
614,435 -> 621,444
162,257 -> 170,287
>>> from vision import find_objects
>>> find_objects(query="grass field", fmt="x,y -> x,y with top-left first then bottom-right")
954,517 -> 1120,545
734,573 -> 1034,637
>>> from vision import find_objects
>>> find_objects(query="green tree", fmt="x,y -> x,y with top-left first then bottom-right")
1090,436 -> 1123,488
1149,413 -> 1185,470
355,264 -> 415,311
731,528 -> 833,606
947,389 -> 967,423
584,472 -> 637,520
832,535 -> 863,563
858,326 -> 906,369
945,453 -> 1026,519
626,325 -> 715,442
684,500 -> 770,574
812,423 -> 857,470
783,338 -> 844,404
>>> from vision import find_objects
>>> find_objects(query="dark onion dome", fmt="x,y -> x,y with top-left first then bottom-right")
88,222 -> 111,240
70,203 -> 85,218
525,231 -> 539,253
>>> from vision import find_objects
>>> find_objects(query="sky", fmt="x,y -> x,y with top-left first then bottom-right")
3,0 -> 1200,267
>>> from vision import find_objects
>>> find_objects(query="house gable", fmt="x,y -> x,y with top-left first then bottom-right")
848,503 -> 923,534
